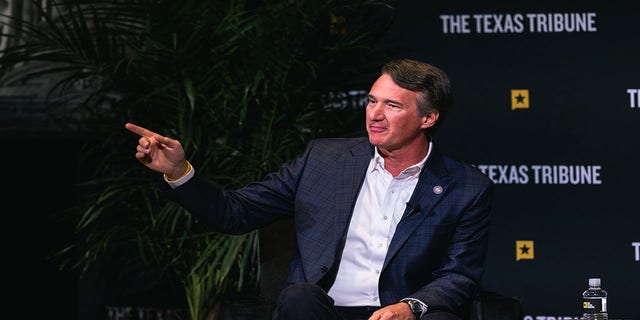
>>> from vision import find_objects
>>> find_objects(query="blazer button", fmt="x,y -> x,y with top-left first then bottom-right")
321,266 -> 328,273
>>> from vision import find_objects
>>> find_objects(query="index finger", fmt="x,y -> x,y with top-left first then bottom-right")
125,122 -> 157,137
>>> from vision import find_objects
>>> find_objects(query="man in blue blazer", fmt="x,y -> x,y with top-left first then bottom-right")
126,59 -> 493,320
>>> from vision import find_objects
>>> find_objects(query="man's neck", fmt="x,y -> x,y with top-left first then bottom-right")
377,140 -> 430,177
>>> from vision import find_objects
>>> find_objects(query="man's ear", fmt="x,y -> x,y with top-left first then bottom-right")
421,112 -> 440,129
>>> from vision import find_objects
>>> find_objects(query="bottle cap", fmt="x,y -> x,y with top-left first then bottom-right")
589,278 -> 601,286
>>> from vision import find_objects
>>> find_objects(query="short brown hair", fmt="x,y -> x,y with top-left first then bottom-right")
381,59 -> 453,136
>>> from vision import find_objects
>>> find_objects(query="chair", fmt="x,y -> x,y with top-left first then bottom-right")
258,221 -> 524,320
258,219 -> 295,303
470,290 -> 524,320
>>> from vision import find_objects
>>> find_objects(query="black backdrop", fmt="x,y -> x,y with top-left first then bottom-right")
369,1 -> 639,319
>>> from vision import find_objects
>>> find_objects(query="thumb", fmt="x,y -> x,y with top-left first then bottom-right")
155,134 -> 179,149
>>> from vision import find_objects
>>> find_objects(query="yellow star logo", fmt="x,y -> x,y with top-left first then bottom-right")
516,240 -> 534,261
511,89 -> 530,110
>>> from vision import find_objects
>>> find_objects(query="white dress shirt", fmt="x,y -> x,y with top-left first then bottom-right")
327,142 -> 431,306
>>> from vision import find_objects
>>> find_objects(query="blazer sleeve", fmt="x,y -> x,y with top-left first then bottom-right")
411,175 -> 493,315
380,156 -> 493,316
156,141 -> 315,235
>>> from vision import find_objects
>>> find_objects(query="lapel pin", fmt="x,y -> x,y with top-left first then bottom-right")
433,185 -> 443,194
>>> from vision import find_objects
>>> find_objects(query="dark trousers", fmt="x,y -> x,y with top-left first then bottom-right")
272,283 -> 462,320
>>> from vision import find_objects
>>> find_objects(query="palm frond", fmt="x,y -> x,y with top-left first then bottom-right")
1,0 -> 395,318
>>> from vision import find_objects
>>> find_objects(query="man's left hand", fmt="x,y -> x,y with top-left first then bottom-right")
368,302 -> 416,320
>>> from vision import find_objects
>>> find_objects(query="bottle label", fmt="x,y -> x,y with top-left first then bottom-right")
583,297 -> 607,313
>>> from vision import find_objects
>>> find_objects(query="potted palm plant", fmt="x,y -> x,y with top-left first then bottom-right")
0,0 -> 395,318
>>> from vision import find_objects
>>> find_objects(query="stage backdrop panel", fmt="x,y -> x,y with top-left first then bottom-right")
371,1 -> 639,319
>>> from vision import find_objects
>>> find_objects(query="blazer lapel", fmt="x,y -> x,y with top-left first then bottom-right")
333,141 -> 374,242
383,147 -> 450,268
300,139 -> 374,284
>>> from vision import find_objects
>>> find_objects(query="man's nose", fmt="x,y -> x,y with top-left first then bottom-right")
368,103 -> 385,120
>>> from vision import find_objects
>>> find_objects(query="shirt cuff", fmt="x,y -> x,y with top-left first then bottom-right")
164,163 -> 195,189
400,298 -> 428,318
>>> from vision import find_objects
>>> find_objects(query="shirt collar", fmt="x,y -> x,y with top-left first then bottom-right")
372,141 -> 433,176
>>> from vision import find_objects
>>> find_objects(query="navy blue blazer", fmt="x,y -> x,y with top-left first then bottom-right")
163,137 -> 493,314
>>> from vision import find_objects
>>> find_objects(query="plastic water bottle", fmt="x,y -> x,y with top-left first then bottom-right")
582,278 -> 608,320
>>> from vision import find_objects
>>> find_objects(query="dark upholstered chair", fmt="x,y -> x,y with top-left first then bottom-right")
258,219 -> 296,303
469,290 -> 523,320
258,220 -> 524,320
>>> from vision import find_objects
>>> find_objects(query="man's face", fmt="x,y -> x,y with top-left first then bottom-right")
366,74 -> 435,152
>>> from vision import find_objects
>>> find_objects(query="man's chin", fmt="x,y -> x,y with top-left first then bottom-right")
369,140 -> 389,151
367,132 -> 385,145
